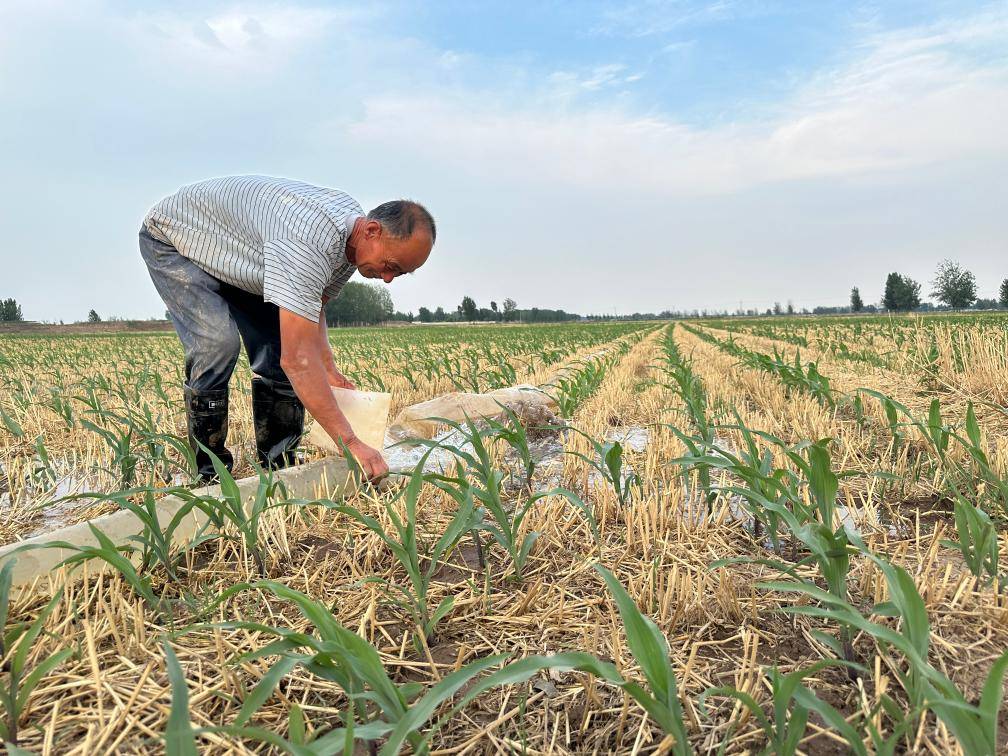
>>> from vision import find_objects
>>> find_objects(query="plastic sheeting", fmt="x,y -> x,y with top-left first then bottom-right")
388,384 -> 557,440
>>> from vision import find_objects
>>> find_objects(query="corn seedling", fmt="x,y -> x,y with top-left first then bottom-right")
660,330 -> 718,512
64,486 -> 219,582
763,538 -> 1008,755
700,436 -> 860,660
547,356 -> 611,417
417,415 -> 595,579
593,565 -> 691,753
11,524 -> 162,612
943,494 -> 1000,586
483,402 -> 538,490
434,469 -> 595,580
564,427 -> 641,507
862,391 -> 1008,518
163,641 -> 198,756
79,416 -> 139,488
194,580 -> 622,755
0,405 -> 23,440
0,561 -> 74,748
325,455 -> 478,648
30,436 -> 57,490
698,660 -> 865,756
176,446 -> 291,578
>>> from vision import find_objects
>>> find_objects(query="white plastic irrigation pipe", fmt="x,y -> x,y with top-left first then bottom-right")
0,456 -> 355,588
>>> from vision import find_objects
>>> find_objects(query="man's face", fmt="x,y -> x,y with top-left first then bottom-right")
354,220 -> 432,283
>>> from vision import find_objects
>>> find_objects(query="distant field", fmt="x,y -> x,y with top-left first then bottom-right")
0,315 -> 1006,753
0,319 -> 175,335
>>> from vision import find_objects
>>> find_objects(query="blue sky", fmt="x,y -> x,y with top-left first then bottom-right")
1,1 -> 1006,320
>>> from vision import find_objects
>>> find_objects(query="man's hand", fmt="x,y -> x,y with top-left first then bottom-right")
280,309 -> 386,481
346,438 -> 388,480
327,368 -> 356,391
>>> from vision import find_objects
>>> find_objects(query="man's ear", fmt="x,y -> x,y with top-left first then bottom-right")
364,220 -> 383,239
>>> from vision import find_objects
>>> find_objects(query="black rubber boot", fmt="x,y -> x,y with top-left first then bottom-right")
184,386 -> 234,482
251,378 -> 305,469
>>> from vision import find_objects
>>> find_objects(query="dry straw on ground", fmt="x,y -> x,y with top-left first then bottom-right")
0,317 -> 1006,754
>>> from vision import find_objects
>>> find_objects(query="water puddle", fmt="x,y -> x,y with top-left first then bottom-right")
606,426 -> 649,452
384,423 -> 654,500
0,462 -> 101,543
384,428 -> 471,476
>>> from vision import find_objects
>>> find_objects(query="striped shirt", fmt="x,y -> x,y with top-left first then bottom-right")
144,175 -> 362,321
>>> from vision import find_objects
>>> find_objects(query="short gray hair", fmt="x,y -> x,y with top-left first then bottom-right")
367,200 -> 436,243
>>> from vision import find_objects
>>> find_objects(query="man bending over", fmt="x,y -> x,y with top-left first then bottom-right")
140,175 -> 434,481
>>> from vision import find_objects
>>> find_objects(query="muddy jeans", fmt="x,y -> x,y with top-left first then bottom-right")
139,224 -> 306,469
138,224 -> 292,393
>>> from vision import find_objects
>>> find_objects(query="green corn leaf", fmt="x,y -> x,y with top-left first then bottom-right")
517,532 -> 540,573
965,402 -> 982,449
288,704 -> 305,746
620,680 -> 691,749
379,653 -> 509,754
428,596 -> 455,630
594,566 -> 676,706
792,687 -> 867,756
235,654 -> 303,726
978,650 -> 1008,751
0,559 -> 14,654
11,587 -> 64,683
414,651 -> 625,756
429,486 -> 476,569
0,405 -> 24,439
163,642 -> 199,756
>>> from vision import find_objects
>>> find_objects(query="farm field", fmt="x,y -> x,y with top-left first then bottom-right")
0,314 -> 1006,754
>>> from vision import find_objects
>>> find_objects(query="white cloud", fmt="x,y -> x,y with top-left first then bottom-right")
346,8 -> 1008,197
126,5 -> 359,73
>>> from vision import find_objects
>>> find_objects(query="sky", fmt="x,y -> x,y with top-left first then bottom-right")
1,0 -> 1006,321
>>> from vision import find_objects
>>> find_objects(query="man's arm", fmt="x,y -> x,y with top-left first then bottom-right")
279,309 -> 387,479
318,300 -> 355,389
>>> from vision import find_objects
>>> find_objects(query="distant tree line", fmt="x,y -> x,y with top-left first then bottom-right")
844,259 -> 1005,314
54,256 -> 1008,331
413,296 -> 578,324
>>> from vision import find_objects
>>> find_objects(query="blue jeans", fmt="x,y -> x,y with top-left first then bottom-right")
138,225 -> 291,392
139,225 -> 304,470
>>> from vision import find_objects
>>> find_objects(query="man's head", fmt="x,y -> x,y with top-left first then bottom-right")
348,200 -> 435,284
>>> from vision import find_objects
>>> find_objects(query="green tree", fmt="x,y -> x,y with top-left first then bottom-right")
324,282 -> 394,326
502,297 -> 518,322
418,306 -> 433,323
930,259 -> 977,309
0,299 -> 23,322
883,273 -> 921,311
1000,279 -> 1008,309
460,296 -> 477,322
882,274 -> 900,311
87,309 -> 101,323
850,287 -> 863,312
